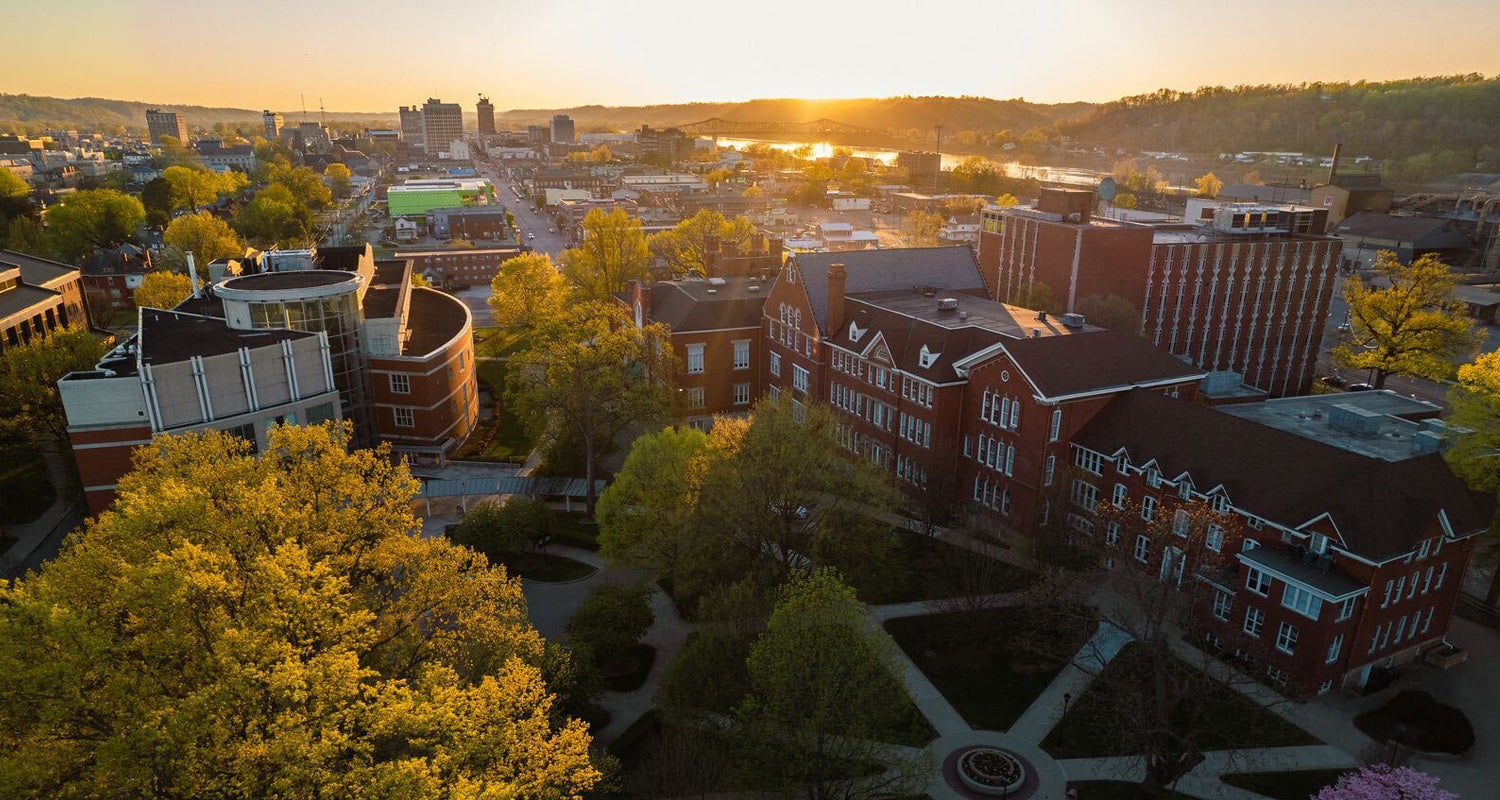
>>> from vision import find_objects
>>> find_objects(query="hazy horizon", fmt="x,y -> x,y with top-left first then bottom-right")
2,0 -> 1498,114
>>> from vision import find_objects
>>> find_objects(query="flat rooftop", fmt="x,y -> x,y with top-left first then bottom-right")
221,270 -> 356,291
850,289 -> 1094,339
405,288 -> 468,355
1221,390 -> 1447,462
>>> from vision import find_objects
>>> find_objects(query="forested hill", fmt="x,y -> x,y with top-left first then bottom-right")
497,96 -> 1095,135
0,94 -> 394,135
1060,75 -> 1500,165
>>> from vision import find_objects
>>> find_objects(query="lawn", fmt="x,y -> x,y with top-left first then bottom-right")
499,550 -> 595,582
846,528 -> 1034,605
549,511 -> 600,551
452,340 -> 535,463
0,446 -> 56,525
1220,769 -> 1347,800
885,606 -> 1094,731
1042,643 -> 1320,759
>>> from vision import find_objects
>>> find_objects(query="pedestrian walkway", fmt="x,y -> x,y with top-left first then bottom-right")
1008,622 -> 1132,745
1,449 -> 83,579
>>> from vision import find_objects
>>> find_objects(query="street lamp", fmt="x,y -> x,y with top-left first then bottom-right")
1060,691 -> 1072,750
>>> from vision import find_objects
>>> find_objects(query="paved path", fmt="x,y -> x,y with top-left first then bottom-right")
1009,622 -> 1132,745
1,448 -> 84,579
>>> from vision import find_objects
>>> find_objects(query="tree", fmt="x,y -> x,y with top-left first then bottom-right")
508,302 -> 676,514
139,176 -> 173,229
3,216 -> 44,255
1444,350 -> 1500,607
565,581 -> 655,664
697,396 -> 898,581
735,569 -> 930,800
900,210 -> 943,247
941,196 -> 986,217
237,184 -> 312,248
597,426 -> 714,586
43,189 -> 145,261
1314,765 -> 1456,800
0,169 -> 32,236
450,495 -> 553,561
0,167 -> 28,202
324,162 -> 352,199
1334,252 -> 1483,388
558,209 -> 651,303
1006,280 -> 1065,315
267,161 -> 332,209
162,165 -> 245,213
488,252 -> 569,330
647,209 -> 760,277
0,424 -> 600,799
0,326 -> 108,450
162,211 -> 244,273
1076,293 -> 1143,335
1113,191 -> 1139,209
133,270 -> 193,310
1192,172 -> 1223,198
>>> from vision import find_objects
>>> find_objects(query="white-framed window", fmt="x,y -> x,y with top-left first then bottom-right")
1327,633 -> 1344,664
1266,666 -> 1289,689
393,407 -> 415,428
1141,495 -> 1156,521
732,339 -> 750,370
1337,596 -> 1357,621
1049,408 -> 1062,441
1112,483 -> 1127,508
1434,562 -> 1448,590
1275,621 -> 1299,654
388,373 -> 411,394
769,351 -> 781,377
1282,585 -> 1323,620
1000,489 -> 1011,515
733,383 -> 750,405
1074,448 -> 1104,475
1178,481 -> 1193,501
1212,494 -> 1230,514
1069,479 -> 1097,509
1134,534 -> 1149,563
1206,523 -> 1224,552
686,344 -> 705,374
1004,445 -> 1015,476
1106,521 -> 1121,545
1146,468 -> 1161,489
1172,509 -> 1190,537
792,364 -> 809,393
1243,606 -> 1264,638
686,387 -> 705,409
1044,455 -> 1056,485
1246,567 -> 1271,596
1212,590 -> 1232,621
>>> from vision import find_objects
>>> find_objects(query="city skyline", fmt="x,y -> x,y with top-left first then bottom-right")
2,0 -> 1497,113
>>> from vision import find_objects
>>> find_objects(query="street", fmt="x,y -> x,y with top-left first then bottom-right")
476,161 -> 568,258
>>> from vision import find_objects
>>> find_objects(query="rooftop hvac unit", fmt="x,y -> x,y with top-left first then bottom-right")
1060,313 -> 1086,328
937,297 -> 959,311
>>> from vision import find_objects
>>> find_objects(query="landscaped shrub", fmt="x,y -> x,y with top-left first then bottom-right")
1354,690 -> 1474,754
566,581 -> 656,664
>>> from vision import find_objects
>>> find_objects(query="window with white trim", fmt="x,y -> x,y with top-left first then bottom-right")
1243,606 -> 1264,638
686,344 -> 705,374
792,364 -> 809,393
1246,567 -> 1271,596
1074,448 -> 1104,475
1434,562 -> 1448,590
393,407 -> 414,428
1044,455 -> 1055,485
769,351 -> 781,377
1281,585 -> 1323,620
1172,509 -> 1190,537
733,383 -> 750,406
1337,596 -> 1357,621
732,339 -> 751,370
1141,495 -> 1156,521
1206,523 -> 1224,552
1112,483 -> 1127,508
1049,408 -> 1062,441
685,387 -> 705,409
1134,534 -> 1149,563
1327,633 -> 1344,664
1212,590 -> 1232,621
388,373 -> 411,394
1069,479 -> 1097,510
1212,494 -> 1229,514
1106,521 -> 1121,545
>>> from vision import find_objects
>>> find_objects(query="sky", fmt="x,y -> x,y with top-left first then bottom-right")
3,0 -> 1498,113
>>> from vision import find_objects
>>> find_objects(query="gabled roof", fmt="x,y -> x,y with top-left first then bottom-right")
1073,389 -> 1485,561
1332,212 -> 1471,247
999,331 -> 1205,399
793,247 -> 985,333
643,278 -> 768,332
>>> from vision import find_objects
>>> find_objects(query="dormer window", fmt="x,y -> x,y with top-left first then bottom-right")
1178,480 -> 1193,501
918,344 -> 941,369
1212,494 -> 1230,514
848,320 -> 865,342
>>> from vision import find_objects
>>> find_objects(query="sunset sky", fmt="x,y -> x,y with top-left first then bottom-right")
4,0 -> 1497,112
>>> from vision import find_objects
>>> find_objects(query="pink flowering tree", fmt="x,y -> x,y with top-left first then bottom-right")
1315,765 -> 1457,800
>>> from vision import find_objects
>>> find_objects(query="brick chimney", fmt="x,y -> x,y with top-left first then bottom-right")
826,262 -> 847,334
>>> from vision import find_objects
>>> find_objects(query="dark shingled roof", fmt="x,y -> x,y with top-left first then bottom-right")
139,308 -> 312,367
1003,331 -> 1205,398
1332,212 -> 1471,247
1073,389 -> 1485,561
645,278 -> 767,332
0,249 -> 78,288
794,247 -> 985,333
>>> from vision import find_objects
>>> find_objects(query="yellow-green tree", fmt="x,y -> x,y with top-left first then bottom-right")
0,326 -> 108,448
163,211 -> 244,273
597,425 -> 716,586
1192,171 -> 1223,198
646,210 -> 760,277
558,208 -> 651,303
133,270 -> 194,310
900,210 -> 944,247
163,165 -> 247,213
324,162 -> 352,199
488,252 -> 569,330
1335,252 -> 1483,388
237,184 -> 312,248
43,189 -> 145,261
267,161 -> 332,209
0,424 -> 600,799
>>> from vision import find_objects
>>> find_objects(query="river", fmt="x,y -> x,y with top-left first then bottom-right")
712,137 -> 1108,188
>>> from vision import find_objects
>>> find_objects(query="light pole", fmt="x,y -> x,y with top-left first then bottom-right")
1060,691 -> 1072,750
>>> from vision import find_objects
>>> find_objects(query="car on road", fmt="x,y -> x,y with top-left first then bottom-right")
527,233 -> 535,240
1336,322 -> 1351,332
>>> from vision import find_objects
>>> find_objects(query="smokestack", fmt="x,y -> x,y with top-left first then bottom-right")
1328,143 -> 1343,185
186,252 -> 201,299
827,262 -> 847,334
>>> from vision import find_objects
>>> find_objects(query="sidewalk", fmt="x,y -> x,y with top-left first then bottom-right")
1,449 -> 84,579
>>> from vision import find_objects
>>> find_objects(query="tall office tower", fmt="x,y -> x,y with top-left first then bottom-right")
549,114 -> 575,144
421,98 -> 464,154
262,110 -> 283,139
145,109 -> 188,144
476,95 -> 495,135
399,105 -> 425,149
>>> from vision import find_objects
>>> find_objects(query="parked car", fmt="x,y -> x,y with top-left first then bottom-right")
1346,383 -> 1376,392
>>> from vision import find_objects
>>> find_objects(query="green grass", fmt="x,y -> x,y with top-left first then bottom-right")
549,511 -> 600,551
0,446 -> 56,525
1220,769 -> 1348,800
885,607 -> 1094,731
452,351 -> 535,463
499,551 -> 595,582
843,527 -> 1034,605
1068,782 -> 1195,799
1043,643 -> 1320,759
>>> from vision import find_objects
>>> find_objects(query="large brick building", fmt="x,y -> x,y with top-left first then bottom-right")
60,245 -> 478,514
631,244 -> 1485,695
978,189 -> 1342,396
0,250 -> 87,349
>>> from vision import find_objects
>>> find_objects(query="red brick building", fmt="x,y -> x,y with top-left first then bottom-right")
1071,389 -> 1484,695
0,249 -> 87,349
978,190 -> 1342,396
625,276 -> 767,429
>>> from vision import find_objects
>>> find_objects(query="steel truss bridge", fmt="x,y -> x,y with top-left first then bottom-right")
674,117 -> 870,136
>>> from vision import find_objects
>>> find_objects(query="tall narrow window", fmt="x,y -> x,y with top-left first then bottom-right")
1049,408 -> 1062,441
686,344 -> 705,374
732,339 -> 750,370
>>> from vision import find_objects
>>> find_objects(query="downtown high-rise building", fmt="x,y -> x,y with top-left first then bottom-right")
477,95 -> 495,135
549,114 -> 575,144
145,109 -> 188,144
421,98 -> 464,154
262,110 -> 283,139
399,106 -> 425,149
